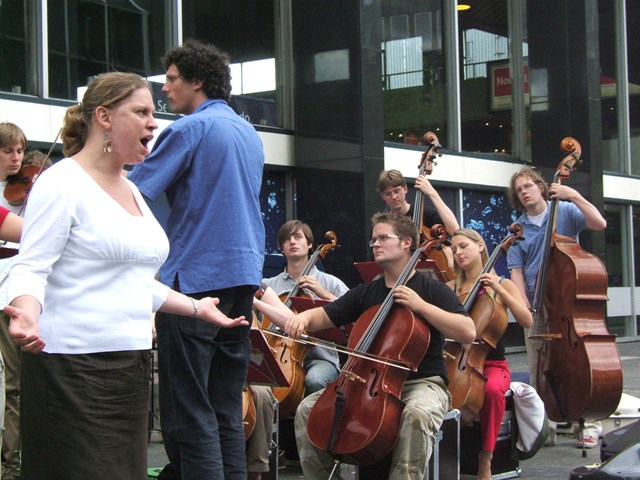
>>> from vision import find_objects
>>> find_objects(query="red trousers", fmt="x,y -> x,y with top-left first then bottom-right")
479,360 -> 511,452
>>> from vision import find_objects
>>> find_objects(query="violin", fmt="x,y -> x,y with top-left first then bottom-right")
261,231 -> 339,418
444,223 -> 523,424
531,137 -> 622,422
412,131 -> 455,281
4,165 -> 42,207
305,235 -> 444,466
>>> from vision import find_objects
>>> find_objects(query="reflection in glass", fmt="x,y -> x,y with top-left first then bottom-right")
459,0 -> 529,156
0,1 -> 28,94
47,0 -> 169,100
382,0 -> 447,146
604,204 -> 625,287
182,0 -> 279,127
462,189 -> 518,278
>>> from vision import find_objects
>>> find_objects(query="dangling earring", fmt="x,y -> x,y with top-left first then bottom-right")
103,130 -> 112,153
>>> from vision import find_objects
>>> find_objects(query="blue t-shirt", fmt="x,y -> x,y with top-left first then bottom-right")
129,99 -> 265,292
506,201 -> 587,303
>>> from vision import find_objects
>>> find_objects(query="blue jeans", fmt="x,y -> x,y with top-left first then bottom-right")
304,358 -> 339,395
157,285 -> 253,480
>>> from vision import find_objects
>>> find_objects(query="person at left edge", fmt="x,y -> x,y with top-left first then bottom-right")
0,121 -> 28,480
127,39 -> 265,480
3,71 -> 247,480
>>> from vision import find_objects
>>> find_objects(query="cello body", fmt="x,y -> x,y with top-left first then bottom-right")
536,232 -> 623,422
242,385 -> 257,439
269,316 -> 309,417
444,340 -> 487,425
421,231 -> 455,282
446,292 -> 508,424
306,304 -> 430,465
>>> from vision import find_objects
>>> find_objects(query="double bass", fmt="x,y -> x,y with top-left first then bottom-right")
412,131 -> 455,282
305,236 -> 445,466
444,223 -> 523,424
530,137 -> 622,423
261,231 -> 338,418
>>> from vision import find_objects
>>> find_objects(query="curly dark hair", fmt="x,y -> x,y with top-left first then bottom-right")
162,39 -> 231,100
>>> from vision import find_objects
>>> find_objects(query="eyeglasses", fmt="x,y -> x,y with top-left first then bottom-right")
381,187 -> 404,199
369,234 -> 400,247
515,182 -> 539,195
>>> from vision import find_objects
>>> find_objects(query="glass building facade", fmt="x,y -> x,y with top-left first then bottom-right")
1,0 -> 639,344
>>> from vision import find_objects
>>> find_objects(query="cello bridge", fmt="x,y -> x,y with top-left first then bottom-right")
341,371 -> 366,383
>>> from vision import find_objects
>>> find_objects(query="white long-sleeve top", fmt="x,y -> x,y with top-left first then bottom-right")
7,158 -> 170,354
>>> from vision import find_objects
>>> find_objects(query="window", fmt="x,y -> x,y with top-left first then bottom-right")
382,0 -> 446,146
47,0 -> 170,100
181,0 -> 281,127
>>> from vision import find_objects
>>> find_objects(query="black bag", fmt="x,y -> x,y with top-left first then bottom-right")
601,420 -> 640,462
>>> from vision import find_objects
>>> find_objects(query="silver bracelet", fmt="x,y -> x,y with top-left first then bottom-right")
189,297 -> 200,318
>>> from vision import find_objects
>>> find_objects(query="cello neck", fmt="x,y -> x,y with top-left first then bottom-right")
282,249 -> 321,307
463,246 -> 502,311
349,246 -> 425,358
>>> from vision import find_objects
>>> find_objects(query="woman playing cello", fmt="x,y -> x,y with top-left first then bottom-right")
449,229 -> 532,480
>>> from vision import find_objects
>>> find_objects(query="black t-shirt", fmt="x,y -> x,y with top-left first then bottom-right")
406,203 -> 442,230
486,339 -> 506,361
323,272 -> 468,383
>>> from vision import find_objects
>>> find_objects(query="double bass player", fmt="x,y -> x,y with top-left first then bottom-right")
284,213 -> 475,480
506,166 -> 606,448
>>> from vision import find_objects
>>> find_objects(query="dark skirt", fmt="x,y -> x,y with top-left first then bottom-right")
21,350 -> 150,480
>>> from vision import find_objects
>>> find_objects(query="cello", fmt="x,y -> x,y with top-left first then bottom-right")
305,235 -> 445,466
444,223 -> 523,424
530,137 -> 622,423
261,231 -> 338,418
242,384 -> 257,439
412,131 -> 455,281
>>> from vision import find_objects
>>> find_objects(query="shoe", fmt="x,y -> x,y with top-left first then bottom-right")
157,464 -> 179,480
577,434 -> 598,449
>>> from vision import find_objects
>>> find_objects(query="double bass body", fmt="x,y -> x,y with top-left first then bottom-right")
537,232 -> 622,422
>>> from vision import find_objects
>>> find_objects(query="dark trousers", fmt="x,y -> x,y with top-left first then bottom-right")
157,285 -> 253,480
21,350 -> 150,480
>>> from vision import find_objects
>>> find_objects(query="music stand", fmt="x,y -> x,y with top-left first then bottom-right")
354,259 -> 446,283
248,327 -> 290,387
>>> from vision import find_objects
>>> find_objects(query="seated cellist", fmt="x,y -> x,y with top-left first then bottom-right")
282,213 -> 475,480
448,229 -> 532,480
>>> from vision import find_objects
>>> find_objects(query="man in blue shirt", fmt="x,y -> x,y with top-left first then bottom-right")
506,165 -> 606,449
128,40 -> 265,480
